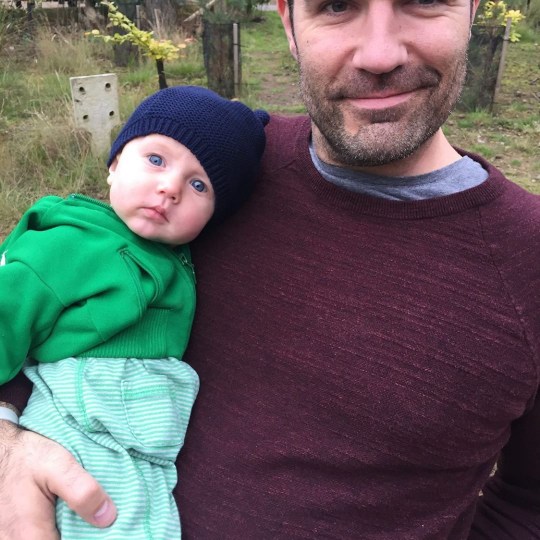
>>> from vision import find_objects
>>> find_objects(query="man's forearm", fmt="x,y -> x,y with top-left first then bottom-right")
470,475 -> 540,539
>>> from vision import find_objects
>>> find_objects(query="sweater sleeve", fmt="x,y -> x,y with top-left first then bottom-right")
0,261 -> 65,384
0,203 -> 166,379
468,183 -> 540,538
469,391 -> 540,539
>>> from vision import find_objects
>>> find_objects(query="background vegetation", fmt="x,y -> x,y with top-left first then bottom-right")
0,2 -> 538,240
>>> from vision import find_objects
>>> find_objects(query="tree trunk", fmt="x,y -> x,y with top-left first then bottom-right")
112,2 -> 140,68
144,0 -> 178,35
156,59 -> 168,90
203,20 -> 236,98
459,25 -> 505,112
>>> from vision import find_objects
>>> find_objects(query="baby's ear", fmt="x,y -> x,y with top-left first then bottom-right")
107,157 -> 119,185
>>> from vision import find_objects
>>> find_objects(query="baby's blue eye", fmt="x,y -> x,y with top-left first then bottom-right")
148,154 -> 163,166
190,179 -> 207,193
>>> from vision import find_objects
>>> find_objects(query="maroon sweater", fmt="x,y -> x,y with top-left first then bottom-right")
3,116 -> 540,539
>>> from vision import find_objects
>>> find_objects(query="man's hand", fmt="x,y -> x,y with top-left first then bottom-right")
0,420 -> 117,540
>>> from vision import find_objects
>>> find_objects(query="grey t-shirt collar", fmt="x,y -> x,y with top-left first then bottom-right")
308,141 -> 488,201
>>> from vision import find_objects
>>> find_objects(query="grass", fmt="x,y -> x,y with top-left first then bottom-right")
0,8 -> 538,239
442,39 -> 540,194
241,12 -> 303,112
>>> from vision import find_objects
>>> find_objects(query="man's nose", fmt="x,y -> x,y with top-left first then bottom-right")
350,1 -> 408,75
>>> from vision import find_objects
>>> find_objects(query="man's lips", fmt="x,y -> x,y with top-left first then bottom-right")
330,67 -> 440,111
346,89 -> 420,110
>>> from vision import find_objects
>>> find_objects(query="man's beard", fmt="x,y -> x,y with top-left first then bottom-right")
298,51 -> 468,168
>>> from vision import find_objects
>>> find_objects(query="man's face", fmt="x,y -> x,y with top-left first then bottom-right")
278,0 -> 480,172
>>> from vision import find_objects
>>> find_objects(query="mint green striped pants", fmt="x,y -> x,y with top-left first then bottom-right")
21,356 -> 199,539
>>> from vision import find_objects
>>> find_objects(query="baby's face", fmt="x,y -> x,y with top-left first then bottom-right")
108,134 -> 215,245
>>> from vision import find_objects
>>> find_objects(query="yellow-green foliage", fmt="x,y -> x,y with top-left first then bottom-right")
87,1 -> 188,61
478,0 -> 525,42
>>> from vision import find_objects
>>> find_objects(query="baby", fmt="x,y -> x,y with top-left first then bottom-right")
0,85 -> 268,539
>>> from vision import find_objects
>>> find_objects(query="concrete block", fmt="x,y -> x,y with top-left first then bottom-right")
70,73 -> 121,156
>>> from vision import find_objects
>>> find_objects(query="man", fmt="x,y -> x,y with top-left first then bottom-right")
1,0 -> 539,537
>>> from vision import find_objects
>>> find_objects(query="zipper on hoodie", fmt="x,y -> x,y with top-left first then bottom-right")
178,252 -> 196,284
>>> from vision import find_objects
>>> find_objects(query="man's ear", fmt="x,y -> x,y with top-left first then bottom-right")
277,0 -> 298,60
471,0 -> 481,22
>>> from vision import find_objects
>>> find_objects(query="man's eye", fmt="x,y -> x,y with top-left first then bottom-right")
148,154 -> 163,166
324,1 -> 348,13
190,179 -> 207,193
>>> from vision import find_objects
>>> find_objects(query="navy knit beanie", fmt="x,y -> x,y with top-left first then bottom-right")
108,86 -> 269,225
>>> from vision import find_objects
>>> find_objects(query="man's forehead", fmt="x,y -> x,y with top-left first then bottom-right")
291,0 -> 474,8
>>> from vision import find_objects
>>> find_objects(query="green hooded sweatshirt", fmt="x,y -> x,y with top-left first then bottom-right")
0,195 -> 196,384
